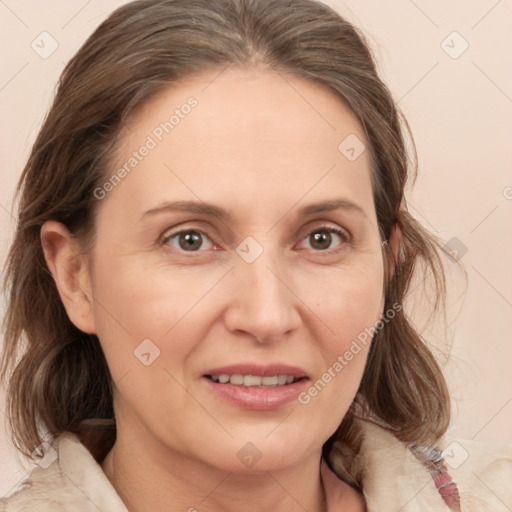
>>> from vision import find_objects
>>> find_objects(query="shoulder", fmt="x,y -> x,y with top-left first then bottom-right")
328,418 -> 512,511
442,437 -> 512,511
1,436 -> 79,512
1,433 -> 128,512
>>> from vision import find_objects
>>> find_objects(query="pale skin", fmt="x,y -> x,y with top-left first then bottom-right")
41,65 -> 400,511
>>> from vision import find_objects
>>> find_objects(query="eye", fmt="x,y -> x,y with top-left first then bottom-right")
163,229 -> 214,252
161,226 -> 347,253
298,227 -> 348,251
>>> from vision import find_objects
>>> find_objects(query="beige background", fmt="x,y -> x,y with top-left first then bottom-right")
1,0 -> 511,498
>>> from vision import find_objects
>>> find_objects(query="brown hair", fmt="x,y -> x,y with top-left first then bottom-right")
1,0 -> 452,487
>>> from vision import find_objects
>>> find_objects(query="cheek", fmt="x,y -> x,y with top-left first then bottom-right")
299,262 -> 384,404
89,251 -> 228,374
304,259 -> 385,342
88,255 -> 224,436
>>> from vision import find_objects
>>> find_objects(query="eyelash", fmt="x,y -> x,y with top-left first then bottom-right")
161,225 -> 350,254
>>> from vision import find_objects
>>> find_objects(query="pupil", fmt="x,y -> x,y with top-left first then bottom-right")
179,231 -> 202,251
311,232 -> 331,250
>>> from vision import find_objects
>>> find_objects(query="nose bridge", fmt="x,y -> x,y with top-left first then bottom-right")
226,241 -> 300,341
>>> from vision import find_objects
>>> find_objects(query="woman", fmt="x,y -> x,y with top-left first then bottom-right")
1,0 -> 510,510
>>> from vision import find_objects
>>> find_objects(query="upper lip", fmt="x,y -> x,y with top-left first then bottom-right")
203,364 -> 309,379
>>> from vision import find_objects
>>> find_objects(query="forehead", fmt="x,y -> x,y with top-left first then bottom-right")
123,65 -> 366,159
104,66 -> 375,224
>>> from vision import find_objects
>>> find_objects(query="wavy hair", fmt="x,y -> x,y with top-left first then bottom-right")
1,0 -> 452,487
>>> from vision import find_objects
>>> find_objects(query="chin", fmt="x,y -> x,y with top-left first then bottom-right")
195,428 -> 321,475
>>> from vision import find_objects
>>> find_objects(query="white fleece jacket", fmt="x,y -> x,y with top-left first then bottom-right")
1,419 -> 511,511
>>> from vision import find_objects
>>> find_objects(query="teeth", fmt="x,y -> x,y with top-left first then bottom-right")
210,374 -> 298,387
262,376 -> 278,386
244,375 -> 262,386
230,374 -> 244,385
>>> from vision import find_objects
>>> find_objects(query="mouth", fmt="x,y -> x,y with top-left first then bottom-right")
205,374 -> 305,387
202,364 -> 309,410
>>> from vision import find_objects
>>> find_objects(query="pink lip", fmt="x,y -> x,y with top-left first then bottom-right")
204,378 -> 308,410
203,364 -> 309,411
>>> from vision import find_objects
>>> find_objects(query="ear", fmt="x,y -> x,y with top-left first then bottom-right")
40,220 -> 97,334
386,223 -> 402,277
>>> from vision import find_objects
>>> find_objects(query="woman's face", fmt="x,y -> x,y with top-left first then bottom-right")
88,66 -> 385,472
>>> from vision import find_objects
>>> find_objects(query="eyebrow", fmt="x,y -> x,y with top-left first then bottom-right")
140,197 -> 367,221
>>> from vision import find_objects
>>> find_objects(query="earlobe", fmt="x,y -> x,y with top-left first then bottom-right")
40,221 -> 97,334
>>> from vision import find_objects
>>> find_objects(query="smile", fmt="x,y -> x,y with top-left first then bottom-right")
203,364 -> 310,410
207,374 -> 301,387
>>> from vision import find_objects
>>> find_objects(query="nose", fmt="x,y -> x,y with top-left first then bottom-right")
223,248 -> 302,344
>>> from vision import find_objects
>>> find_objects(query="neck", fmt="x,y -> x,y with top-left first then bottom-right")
101,424 -> 328,512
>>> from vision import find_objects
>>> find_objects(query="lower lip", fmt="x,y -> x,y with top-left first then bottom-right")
203,377 -> 308,410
